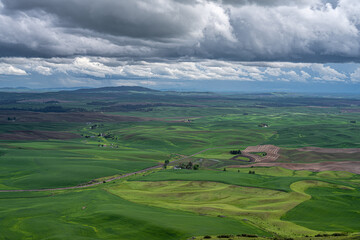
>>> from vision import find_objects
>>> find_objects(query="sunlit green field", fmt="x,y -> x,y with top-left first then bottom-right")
1,189 -> 262,240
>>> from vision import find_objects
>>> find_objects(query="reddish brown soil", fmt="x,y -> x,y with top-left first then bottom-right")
297,147 -> 360,154
229,145 -> 360,173
229,161 -> 360,174
243,145 -> 280,162
0,111 -> 153,123
0,130 -> 80,140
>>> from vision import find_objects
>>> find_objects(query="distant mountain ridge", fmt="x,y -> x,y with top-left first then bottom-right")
0,86 -> 157,93
72,86 -> 157,93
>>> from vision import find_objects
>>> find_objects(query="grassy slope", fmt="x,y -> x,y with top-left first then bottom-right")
0,140 -> 160,189
0,189 -> 264,240
283,186 -> 360,232
110,178 -> 360,237
131,169 -> 358,192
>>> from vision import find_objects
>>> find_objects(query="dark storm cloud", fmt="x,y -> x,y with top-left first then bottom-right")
0,0 -> 359,62
2,0 -> 202,39
220,0 -> 338,7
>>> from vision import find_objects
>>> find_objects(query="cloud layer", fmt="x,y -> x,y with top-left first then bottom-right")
1,0 -> 360,62
0,0 -> 360,90
0,57 -> 356,84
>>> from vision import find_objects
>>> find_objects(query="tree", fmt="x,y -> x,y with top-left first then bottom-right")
193,164 -> 199,170
223,168 -> 226,171
164,159 -> 170,169
186,161 -> 193,169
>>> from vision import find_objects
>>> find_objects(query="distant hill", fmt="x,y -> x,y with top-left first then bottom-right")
0,87 -> 32,92
72,86 -> 157,93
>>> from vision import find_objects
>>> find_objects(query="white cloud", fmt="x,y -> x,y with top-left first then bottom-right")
0,63 -> 27,75
35,66 -> 52,76
350,67 -> 360,82
311,64 -> 347,81
1,57 -> 360,86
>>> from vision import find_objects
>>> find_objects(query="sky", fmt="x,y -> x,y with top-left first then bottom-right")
0,0 -> 360,92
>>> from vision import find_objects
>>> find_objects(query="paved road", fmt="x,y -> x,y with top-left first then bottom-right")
0,146 -> 234,193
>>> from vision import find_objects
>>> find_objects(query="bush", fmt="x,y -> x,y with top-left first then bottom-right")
332,233 -> 347,236
241,234 -> 257,238
217,235 -> 233,238
230,150 -> 241,155
193,164 -> 199,170
315,234 -> 329,237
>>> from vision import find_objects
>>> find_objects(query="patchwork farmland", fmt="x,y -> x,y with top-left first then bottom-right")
0,87 -> 359,240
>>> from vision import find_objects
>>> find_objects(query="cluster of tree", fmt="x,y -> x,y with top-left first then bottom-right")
248,171 -> 255,174
86,101 -> 117,106
315,233 -> 347,237
96,132 -> 117,140
213,234 -> 258,239
230,150 -> 241,155
97,144 -> 118,148
7,117 -> 16,121
44,100 -> 60,104
163,160 -> 170,169
100,104 -> 155,112
174,161 -> 199,170
90,124 -> 102,129
350,120 -> 357,124
34,106 -> 67,112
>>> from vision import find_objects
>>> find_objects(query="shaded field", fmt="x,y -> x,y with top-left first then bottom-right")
0,130 -> 80,140
0,140 -> 162,190
0,111 -> 152,123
